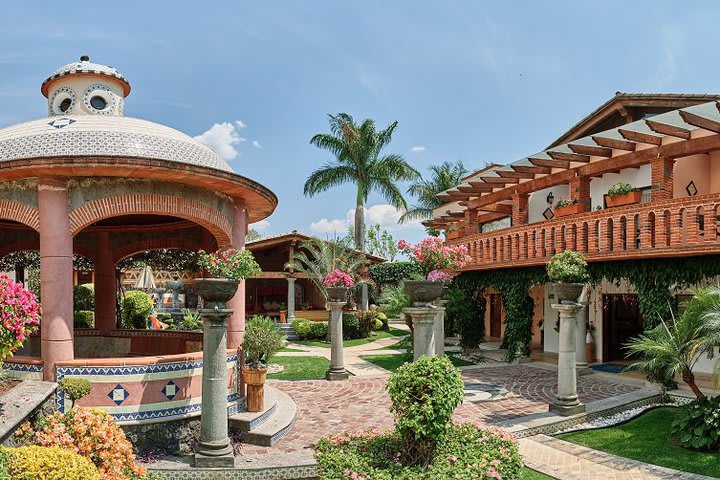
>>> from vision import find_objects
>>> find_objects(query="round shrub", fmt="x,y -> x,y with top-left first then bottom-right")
291,318 -> 312,339
342,313 -> 361,339
73,283 -> 95,311
73,310 -> 94,329
373,318 -> 383,330
58,378 -> 92,407
121,290 -> 153,329
4,445 -> 99,480
671,396 -> 720,451
547,250 -> 589,284
386,355 -> 465,464
309,321 -> 328,340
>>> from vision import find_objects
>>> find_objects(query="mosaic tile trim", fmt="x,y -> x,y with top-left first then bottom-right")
48,86 -> 76,116
1,362 -> 43,374
82,83 -> 118,115
0,129 -> 231,172
248,402 -> 277,430
270,416 -> 296,444
42,60 -> 128,92
149,465 -> 317,480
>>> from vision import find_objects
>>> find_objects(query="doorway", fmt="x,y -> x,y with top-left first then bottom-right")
602,294 -> 644,362
489,294 -> 503,339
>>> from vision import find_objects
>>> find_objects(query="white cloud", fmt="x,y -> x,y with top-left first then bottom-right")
252,140 -> 262,149
309,204 -> 422,235
250,219 -> 270,232
409,146 -> 426,153
194,121 -> 246,161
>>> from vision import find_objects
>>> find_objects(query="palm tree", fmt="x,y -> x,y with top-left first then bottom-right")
305,113 -> 419,252
399,160 -> 468,224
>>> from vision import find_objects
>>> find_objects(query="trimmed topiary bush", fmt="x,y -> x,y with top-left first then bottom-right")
58,378 -> 92,408
292,319 -> 328,340
342,313 -> 361,339
73,283 -> 95,312
671,396 -> 720,451
121,290 -> 153,329
73,310 -> 94,329
3,445 -> 99,480
310,321 -> 328,340
547,250 -> 589,283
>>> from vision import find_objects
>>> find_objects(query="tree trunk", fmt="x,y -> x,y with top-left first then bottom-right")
682,369 -> 706,400
354,203 -> 364,251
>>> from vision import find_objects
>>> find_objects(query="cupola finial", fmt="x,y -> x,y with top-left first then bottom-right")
80,55 -> 90,62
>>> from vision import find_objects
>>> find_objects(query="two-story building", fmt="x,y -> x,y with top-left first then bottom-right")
429,93 -> 720,376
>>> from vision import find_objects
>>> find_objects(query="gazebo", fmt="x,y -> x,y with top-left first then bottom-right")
0,56 -> 276,423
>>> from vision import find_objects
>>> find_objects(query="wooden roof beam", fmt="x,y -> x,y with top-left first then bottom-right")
436,194 -> 454,202
529,157 -> 570,169
477,203 -> 512,214
480,176 -> 520,185
512,164 -> 552,174
645,119 -> 691,139
548,151 -> 590,163
496,170 -> 535,179
592,135 -> 637,151
466,181 -> 495,192
619,128 -> 663,145
679,110 -> 720,133
568,143 -> 613,157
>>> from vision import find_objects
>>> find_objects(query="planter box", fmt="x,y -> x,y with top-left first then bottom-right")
446,230 -> 462,240
554,203 -> 588,217
605,191 -> 642,208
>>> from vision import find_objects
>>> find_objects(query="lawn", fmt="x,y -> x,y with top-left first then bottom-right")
267,355 -> 329,380
559,407 -> 720,478
360,353 -> 473,372
520,467 -> 556,480
292,327 -> 407,348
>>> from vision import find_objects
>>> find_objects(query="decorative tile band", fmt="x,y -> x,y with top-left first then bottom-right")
1,362 -> 43,380
148,464 -> 318,480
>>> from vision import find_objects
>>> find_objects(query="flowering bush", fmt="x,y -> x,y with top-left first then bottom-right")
397,238 -> 470,278
0,274 -> 41,364
607,181 -> 638,197
323,269 -> 354,288
547,251 -> 589,284
426,270 -> 453,283
16,408 -> 148,480
554,198 -> 578,208
197,248 -> 261,281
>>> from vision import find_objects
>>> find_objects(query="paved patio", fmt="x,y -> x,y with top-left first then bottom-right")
239,363 -> 640,456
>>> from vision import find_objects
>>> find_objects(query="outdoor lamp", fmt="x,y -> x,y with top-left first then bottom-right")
546,192 -> 554,205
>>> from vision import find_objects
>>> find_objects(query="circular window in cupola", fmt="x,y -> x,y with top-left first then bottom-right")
82,84 -> 116,115
49,87 -> 76,115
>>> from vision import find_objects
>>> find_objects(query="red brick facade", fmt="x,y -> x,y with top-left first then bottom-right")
569,175 -> 591,207
511,193 -> 529,226
0,200 -> 39,231
651,157 -> 675,201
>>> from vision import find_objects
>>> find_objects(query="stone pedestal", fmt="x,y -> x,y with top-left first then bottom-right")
575,300 -> 592,376
549,302 -> 586,416
404,307 -> 437,361
194,309 -> 234,468
287,277 -> 296,321
432,299 -> 447,357
326,301 -> 349,380
360,284 -> 369,311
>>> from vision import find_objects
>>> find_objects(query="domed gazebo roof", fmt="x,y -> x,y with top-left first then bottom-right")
41,55 -> 130,97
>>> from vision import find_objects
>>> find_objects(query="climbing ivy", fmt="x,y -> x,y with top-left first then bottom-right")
446,283 -> 485,348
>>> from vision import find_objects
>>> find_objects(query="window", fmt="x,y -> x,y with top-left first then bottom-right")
90,96 -> 107,110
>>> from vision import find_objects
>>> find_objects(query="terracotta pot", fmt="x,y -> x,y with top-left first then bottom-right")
585,342 -> 595,364
326,286 -> 349,303
554,203 -> 588,217
404,280 -> 445,305
242,368 -> 267,413
193,278 -> 239,308
551,283 -> 585,303
605,191 -> 642,208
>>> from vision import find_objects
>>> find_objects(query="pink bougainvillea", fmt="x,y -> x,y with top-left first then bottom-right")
397,238 -> 471,278
323,269 -> 355,288
427,270 -> 453,282
0,274 -> 41,363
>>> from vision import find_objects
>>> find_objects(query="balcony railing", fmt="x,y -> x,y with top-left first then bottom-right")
447,193 -> 720,270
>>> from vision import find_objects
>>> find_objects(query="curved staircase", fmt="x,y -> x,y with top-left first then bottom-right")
229,384 -> 297,446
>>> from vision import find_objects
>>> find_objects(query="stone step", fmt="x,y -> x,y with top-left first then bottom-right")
0,381 -> 56,444
228,386 -> 278,432
239,387 -> 297,447
277,323 -> 299,340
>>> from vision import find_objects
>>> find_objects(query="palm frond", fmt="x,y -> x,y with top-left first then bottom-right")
303,165 -> 357,197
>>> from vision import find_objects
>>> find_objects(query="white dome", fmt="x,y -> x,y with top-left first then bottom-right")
41,56 -> 130,97
0,115 -> 232,172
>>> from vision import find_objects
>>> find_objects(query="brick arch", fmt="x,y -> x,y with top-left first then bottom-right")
68,194 -> 232,247
113,237 -> 207,264
0,200 -> 39,231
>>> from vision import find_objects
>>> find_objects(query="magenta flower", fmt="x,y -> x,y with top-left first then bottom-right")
0,274 -> 41,363
323,269 -> 354,288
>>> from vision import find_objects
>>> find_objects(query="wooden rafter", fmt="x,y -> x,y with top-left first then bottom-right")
645,119 -> 691,139
679,110 -> 720,133
529,157 -> 570,169
481,176 -> 519,184
445,190 -> 470,198
436,194 -> 454,202
619,128 -> 663,145
496,170 -> 535,179
548,151 -> 590,163
466,181 -> 495,192
591,136 -> 637,151
568,143 -> 613,157
477,203 -> 512,214
512,164 -> 551,174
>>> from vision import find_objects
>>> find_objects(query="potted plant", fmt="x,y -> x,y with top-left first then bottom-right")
546,251 -> 589,303
554,198 -> 587,217
241,316 -> 286,412
194,248 -> 261,308
397,238 -> 470,305
323,269 -> 354,302
605,182 -> 642,208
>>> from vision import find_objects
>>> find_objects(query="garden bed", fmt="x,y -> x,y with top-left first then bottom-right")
292,327 -> 407,348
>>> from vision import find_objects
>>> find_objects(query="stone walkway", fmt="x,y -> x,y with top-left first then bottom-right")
239,363 -> 639,456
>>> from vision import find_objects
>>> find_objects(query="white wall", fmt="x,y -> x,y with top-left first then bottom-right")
528,185 -> 568,224
590,165 -> 651,208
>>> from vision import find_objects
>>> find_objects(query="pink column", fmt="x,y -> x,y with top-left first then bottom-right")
94,231 -> 116,334
226,198 -> 247,349
38,178 -> 74,381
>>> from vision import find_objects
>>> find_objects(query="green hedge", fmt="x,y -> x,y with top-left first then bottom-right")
73,284 -> 95,311
121,290 -> 153,329
369,262 -> 423,288
292,318 -> 329,340
73,310 -> 95,329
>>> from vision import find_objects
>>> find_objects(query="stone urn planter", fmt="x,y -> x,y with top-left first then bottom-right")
242,368 -> 267,412
326,286 -> 349,303
605,191 -> 642,208
404,280 -> 445,306
193,278 -> 239,308
552,283 -> 585,303
554,203 -> 588,218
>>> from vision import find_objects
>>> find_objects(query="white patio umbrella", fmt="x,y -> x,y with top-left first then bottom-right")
134,265 -> 156,290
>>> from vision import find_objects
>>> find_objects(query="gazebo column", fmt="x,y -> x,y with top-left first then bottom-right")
38,178 -> 74,381
226,198 -> 247,349
94,231 -> 116,334
287,277 -> 296,321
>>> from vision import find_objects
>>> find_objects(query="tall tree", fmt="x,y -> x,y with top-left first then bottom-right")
305,113 -> 419,252
400,160 -> 468,226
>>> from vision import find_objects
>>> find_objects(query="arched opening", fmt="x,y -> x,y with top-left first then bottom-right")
648,212 -> 656,247
606,218 -> 614,251
581,222 -> 589,253
619,216 -> 627,250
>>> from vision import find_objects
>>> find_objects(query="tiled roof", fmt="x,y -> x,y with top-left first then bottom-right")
42,56 -> 130,97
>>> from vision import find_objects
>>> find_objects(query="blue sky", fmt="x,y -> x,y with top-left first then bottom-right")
2,1 -> 719,245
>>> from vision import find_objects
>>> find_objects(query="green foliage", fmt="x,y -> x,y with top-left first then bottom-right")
354,310 -> 382,338
445,285 -> 483,348
242,316 -> 286,369
315,423 -> 522,480
58,378 -> 92,405
196,248 -> 261,280
346,224 -> 399,261
73,283 -> 95,311
547,251 -> 589,283
73,310 -> 94,329
370,262 -> 423,288
180,309 -> 202,331
554,198 -> 577,208
671,397 -> 720,451
3,445 -> 99,480
607,182 -> 637,197
386,356 -> 465,465
379,283 -> 413,318
291,319 -> 328,340
342,313 -> 361,339
117,248 -> 197,273
121,290 -> 153,329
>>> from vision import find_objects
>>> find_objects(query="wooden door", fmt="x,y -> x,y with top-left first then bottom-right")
602,294 -> 643,362
490,294 -> 503,338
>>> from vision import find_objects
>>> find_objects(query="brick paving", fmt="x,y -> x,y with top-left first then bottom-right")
239,364 -> 639,456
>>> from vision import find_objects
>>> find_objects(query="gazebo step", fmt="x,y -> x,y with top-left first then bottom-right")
233,386 -> 297,447
277,323 -> 298,340
229,386 -> 278,432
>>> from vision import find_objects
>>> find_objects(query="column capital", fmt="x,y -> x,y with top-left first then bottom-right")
37,177 -> 69,190
551,303 -> 582,314
326,301 -> 346,311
